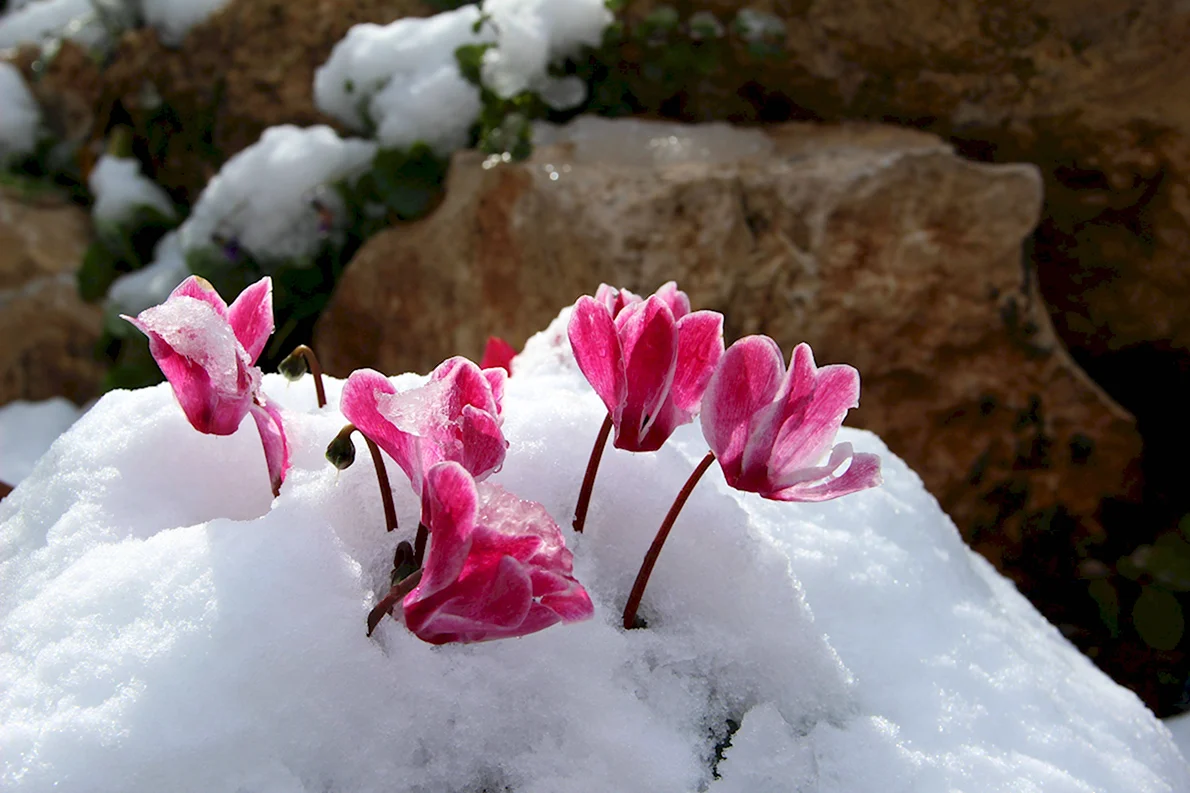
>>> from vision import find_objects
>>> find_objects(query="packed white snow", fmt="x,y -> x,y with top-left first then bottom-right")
533,117 -> 775,167
1168,713 -> 1190,764
314,0 -> 609,154
0,397 -> 81,485
177,125 -> 376,263
0,62 -> 40,164
88,154 -> 175,227
1,306 -> 1187,792
105,230 -> 189,317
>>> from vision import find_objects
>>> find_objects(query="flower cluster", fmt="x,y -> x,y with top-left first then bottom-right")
130,277 -> 879,645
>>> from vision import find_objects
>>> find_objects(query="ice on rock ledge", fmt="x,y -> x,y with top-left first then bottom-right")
0,312 -> 1187,792
533,116 -> 775,167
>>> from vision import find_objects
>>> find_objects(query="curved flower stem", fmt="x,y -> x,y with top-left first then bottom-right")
366,568 -> 423,637
282,344 -> 326,408
623,451 -> 716,630
330,423 -> 398,532
0,480 -> 11,500
360,433 -> 398,532
573,413 -> 614,533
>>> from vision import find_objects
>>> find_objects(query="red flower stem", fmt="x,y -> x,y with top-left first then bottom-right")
413,522 -> 429,567
0,480 -> 11,500
351,427 -> 398,533
622,451 -> 717,630
572,413 -> 614,533
366,568 -> 423,636
291,344 -> 326,408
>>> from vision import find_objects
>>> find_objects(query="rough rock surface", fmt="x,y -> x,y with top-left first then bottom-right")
317,121 -> 1142,599
0,186 -> 103,406
13,0 -> 433,201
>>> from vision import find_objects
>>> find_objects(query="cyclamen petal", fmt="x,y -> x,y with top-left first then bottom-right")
249,398 -> 290,498
227,277 -> 274,364
616,297 -> 678,447
703,336 -> 881,503
569,296 -> 627,420
402,462 -> 593,645
479,336 -> 517,375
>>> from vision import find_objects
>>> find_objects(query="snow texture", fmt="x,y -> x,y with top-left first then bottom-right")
314,1 -> 610,154
1169,714 -> 1190,766
1,306 -> 1187,792
177,125 -> 376,263
0,62 -> 40,163
106,231 -> 190,317
88,154 -> 175,227
0,397 -> 81,485
534,116 -> 775,167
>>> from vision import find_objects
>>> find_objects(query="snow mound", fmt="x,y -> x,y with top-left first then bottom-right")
177,125 -> 376,263
314,1 -> 610,154
88,154 -> 175,227
1,308 -> 1187,792
0,62 -> 40,163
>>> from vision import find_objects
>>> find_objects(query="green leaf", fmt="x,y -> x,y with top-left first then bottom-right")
78,241 -> 123,303
455,43 -> 495,86
1088,579 -> 1120,638
1133,586 -> 1184,651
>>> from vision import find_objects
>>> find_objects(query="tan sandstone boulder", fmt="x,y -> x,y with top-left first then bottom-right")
316,120 -> 1142,590
0,186 -> 104,406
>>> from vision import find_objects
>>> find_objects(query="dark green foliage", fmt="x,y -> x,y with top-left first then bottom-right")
455,44 -> 545,161
354,144 -> 450,222
78,204 -> 177,302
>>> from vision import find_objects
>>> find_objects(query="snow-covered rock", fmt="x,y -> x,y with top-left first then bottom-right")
88,154 -> 175,227
1,308 -> 1186,792
177,125 -> 375,263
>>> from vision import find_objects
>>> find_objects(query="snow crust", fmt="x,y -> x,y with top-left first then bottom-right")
177,125 -> 376,262
0,62 -> 40,163
88,154 -> 175,227
1,307 -> 1188,792
533,117 -> 775,166
314,1 -> 610,154
0,397 -> 81,485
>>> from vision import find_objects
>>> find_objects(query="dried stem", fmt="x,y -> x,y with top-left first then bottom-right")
622,451 -> 716,630
572,413 -> 613,533
366,569 -> 423,636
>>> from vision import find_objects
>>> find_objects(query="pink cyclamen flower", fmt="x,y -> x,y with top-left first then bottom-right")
402,461 -> 594,644
479,336 -> 517,375
123,276 -> 289,497
701,337 -> 882,501
569,283 -> 724,453
340,356 -> 509,501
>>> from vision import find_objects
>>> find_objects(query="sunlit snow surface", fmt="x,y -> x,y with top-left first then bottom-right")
1,309 -> 1187,792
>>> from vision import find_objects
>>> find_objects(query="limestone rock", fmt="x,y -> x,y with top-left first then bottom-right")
0,186 -> 104,406
317,120 -> 1142,594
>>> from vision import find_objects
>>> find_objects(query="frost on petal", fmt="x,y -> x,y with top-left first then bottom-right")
614,297 -> 678,450
169,275 -> 229,318
226,277 -> 274,364
249,397 -> 289,497
568,296 -> 626,419
700,336 -> 785,479
460,405 -> 508,481
123,297 -> 259,435
341,369 -> 422,490
482,366 -> 507,412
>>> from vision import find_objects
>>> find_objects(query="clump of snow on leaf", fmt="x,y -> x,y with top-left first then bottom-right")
1,304 -> 1186,792
0,62 -> 40,163
139,0 -> 232,44
314,0 -> 610,154
0,0 -> 229,49
177,125 -> 375,262
88,154 -> 175,226
106,231 -> 189,316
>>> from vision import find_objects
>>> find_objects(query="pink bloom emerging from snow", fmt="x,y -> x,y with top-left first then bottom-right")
479,336 -> 517,374
402,461 -> 594,644
569,282 -> 724,452
123,276 -> 289,497
340,356 -> 508,501
701,337 -> 882,502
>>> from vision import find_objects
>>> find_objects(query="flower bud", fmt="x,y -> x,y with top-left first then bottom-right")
279,351 -> 310,382
326,425 -> 357,470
